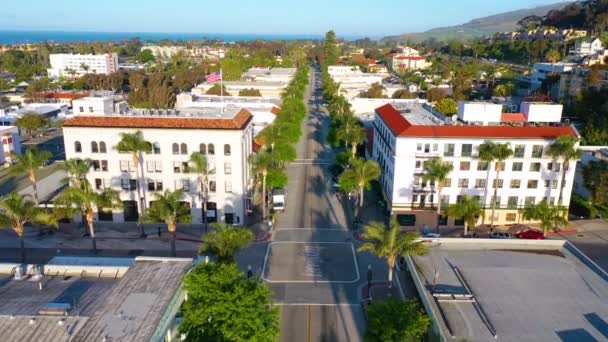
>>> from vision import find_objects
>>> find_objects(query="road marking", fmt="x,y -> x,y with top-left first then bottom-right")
307,304 -> 312,342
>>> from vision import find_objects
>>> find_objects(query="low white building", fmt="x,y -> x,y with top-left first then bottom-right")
372,103 -> 579,228
242,67 -> 297,83
62,100 -> 254,225
0,126 -> 20,165
47,53 -> 119,79
193,81 -> 288,98
142,45 -> 185,60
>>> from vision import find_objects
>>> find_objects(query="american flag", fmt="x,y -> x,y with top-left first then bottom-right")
205,70 -> 222,83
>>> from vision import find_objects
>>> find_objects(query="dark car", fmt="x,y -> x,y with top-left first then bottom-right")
515,229 -> 545,240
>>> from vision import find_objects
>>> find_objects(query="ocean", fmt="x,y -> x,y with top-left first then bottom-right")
0,31 -> 325,45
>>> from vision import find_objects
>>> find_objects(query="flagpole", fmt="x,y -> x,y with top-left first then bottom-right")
220,69 -> 224,113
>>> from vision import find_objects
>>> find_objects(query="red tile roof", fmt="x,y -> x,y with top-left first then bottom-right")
63,109 -> 252,130
271,106 -> 281,116
375,104 -> 577,139
500,113 -> 527,123
27,92 -> 89,99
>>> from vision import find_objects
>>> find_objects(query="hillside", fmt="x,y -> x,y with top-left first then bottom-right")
383,2 -> 571,43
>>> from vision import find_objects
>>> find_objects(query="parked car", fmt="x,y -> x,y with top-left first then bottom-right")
490,231 -> 512,239
422,233 -> 441,238
515,229 -> 545,240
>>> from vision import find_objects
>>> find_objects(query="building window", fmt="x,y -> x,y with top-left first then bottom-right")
100,160 -> 108,172
529,162 -> 541,172
95,178 -> 103,190
224,144 -> 231,156
180,143 -> 188,155
461,144 -> 473,157
552,180 -> 558,189
225,180 -> 232,193
458,179 -> 469,188
177,179 -> 190,192
415,160 -> 422,169
491,196 -> 501,206
99,142 -> 106,153
121,179 -> 136,191
507,196 -> 518,208
89,106 -> 93,113
74,141 -> 82,153
413,176 -> 421,186
93,160 -> 101,171
200,143 -> 207,155
532,145 -> 543,158
492,179 -> 503,188
510,179 -> 521,188
477,161 -> 489,171
512,162 -> 523,171
527,180 -> 538,189
548,162 -> 560,172
147,161 -> 155,173
441,178 -> 452,187
224,162 -> 232,175
91,141 -> 99,153
120,160 -> 131,172
525,197 -> 536,206
153,142 -> 161,154
514,144 -> 525,158
475,179 -> 486,188
172,143 -> 179,155
460,161 -> 470,171
209,181 -> 216,193
506,213 -> 517,222
79,106 -> 84,113
444,144 -> 455,157
173,161 -> 181,173
208,144 -> 215,155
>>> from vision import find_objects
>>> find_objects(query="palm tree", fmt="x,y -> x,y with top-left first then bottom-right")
80,63 -> 90,73
190,152 -> 212,228
54,180 -> 121,253
548,135 -> 582,206
478,142 -> 513,229
447,195 -> 483,236
422,158 -> 453,231
115,130 -> 152,235
141,190 -> 191,257
338,157 -> 381,209
59,158 -> 92,186
335,114 -> 366,159
358,219 -> 428,287
0,192 -> 56,261
522,200 -> 568,237
250,151 -> 273,220
199,222 -> 254,263
11,148 -> 52,205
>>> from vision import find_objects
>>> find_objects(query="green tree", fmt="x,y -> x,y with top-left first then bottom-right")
478,142 -> 513,228
14,112 -> 48,138
141,189 -> 191,256
238,88 -> 262,97
522,200 -> 568,236
359,220 -> 428,287
334,114 -> 366,159
545,48 -> 561,64
447,195 -> 483,235
59,158 -> 91,187
205,83 -> 231,96
426,87 -> 447,102
493,82 -> 515,97
11,148 -> 52,205
434,98 -> 458,115
54,180 -> 121,253
392,89 -> 415,99
360,82 -> 386,98
547,135 -> 582,206
0,192 -> 56,261
199,222 -> 254,263
323,30 -> 339,66
338,158 -> 381,210
422,158 -> 453,230
365,298 -> 431,342
114,130 -> 152,235
190,152 -> 212,227
250,151 -> 273,220
582,160 -> 608,206
136,49 -> 155,64
180,262 -> 280,342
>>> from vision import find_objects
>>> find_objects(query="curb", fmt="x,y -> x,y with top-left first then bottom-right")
549,229 -> 578,235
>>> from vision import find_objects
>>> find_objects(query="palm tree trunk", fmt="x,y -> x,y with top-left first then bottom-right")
86,211 -> 97,254
262,173 -> 267,220
490,167 -> 501,231
464,223 -> 468,236
436,185 -> 442,233
170,231 -> 176,257
31,178 -> 39,206
351,142 -> 357,159
387,257 -> 395,288
135,153 -> 146,237
359,184 -> 365,209
558,159 -> 567,206
482,167 -> 491,225
19,235 -> 25,262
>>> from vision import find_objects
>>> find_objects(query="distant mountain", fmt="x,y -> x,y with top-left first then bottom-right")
382,2 -> 571,43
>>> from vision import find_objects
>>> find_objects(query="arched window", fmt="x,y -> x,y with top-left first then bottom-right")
208,144 -> 215,155
224,144 -> 231,156
99,141 -> 107,153
153,142 -> 161,154
172,143 -> 179,155
74,141 -> 82,153
91,141 -> 98,153
180,143 -> 188,155
199,143 -> 207,155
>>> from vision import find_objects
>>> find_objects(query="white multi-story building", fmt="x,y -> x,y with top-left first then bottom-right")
389,55 -> 430,71
47,53 -> 119,79
372,103 -> 579,228
0,126 -> 20,165
62,99 -> 254,225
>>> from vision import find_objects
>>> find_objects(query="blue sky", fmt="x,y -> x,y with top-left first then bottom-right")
1,0 -> 565,37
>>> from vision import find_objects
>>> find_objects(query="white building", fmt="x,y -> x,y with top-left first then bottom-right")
389,55 -> 430,72
62,100 -> 254,225
47,53 -> 119,79
327,65 -> 384,99
571,38 -> 604,57
0,126 -> 20,165
142,45 -> 186,60
242,67 -> 297,83
372,103 -> 579,228
193,81 -> 288,98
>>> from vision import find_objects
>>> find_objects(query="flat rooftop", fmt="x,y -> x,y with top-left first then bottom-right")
190,94 -> 281,105
198,80 -> 288,87
0,256 -> 191,342
412,246 -> 608,342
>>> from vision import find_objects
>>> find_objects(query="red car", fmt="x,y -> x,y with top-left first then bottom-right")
515,229 -> 545,240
